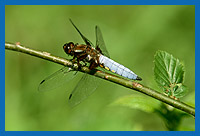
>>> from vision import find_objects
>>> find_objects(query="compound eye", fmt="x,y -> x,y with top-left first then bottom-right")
63,44 -> 67,49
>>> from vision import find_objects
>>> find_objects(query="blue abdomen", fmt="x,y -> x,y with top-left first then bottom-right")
99,55 -> 141,80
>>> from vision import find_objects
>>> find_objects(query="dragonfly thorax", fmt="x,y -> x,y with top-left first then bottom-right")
63,41 -> 101,69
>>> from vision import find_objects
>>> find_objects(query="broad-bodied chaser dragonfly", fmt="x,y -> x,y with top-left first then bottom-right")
39,19 -> 142,107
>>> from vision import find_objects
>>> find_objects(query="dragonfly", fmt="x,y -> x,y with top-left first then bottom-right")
38,19 -> 142,107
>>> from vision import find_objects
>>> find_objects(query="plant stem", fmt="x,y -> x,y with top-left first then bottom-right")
5,42 -> 195,116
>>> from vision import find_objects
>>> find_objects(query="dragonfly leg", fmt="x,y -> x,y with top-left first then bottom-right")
69,56 -> 76,64
76,60 -> 83,71
69,57 -> 77,68
81,60 -> 87,66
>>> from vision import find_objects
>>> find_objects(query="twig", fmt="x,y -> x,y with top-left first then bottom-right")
5,42 -> 195,116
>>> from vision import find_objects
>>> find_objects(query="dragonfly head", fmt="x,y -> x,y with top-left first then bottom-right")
63,42 -> 75,55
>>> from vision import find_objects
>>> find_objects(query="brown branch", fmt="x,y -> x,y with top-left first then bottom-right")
5,42 -> 195,116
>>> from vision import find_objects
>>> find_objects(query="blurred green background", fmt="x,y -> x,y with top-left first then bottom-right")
5,5 -> 195,131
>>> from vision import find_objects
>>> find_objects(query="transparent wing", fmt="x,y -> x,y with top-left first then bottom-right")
96,26 -> 110,58
68,73 -> 101,107
38,66 -> 77,92
69,19 -> 95,48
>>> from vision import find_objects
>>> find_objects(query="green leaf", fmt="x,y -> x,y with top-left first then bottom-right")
155,104 -> 189,131
110,95 -> 160,113
154,51 -> 187,98
174,84 -> 188,98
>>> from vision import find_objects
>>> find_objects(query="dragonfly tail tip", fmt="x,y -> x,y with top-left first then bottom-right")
136,76 -> 142,81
